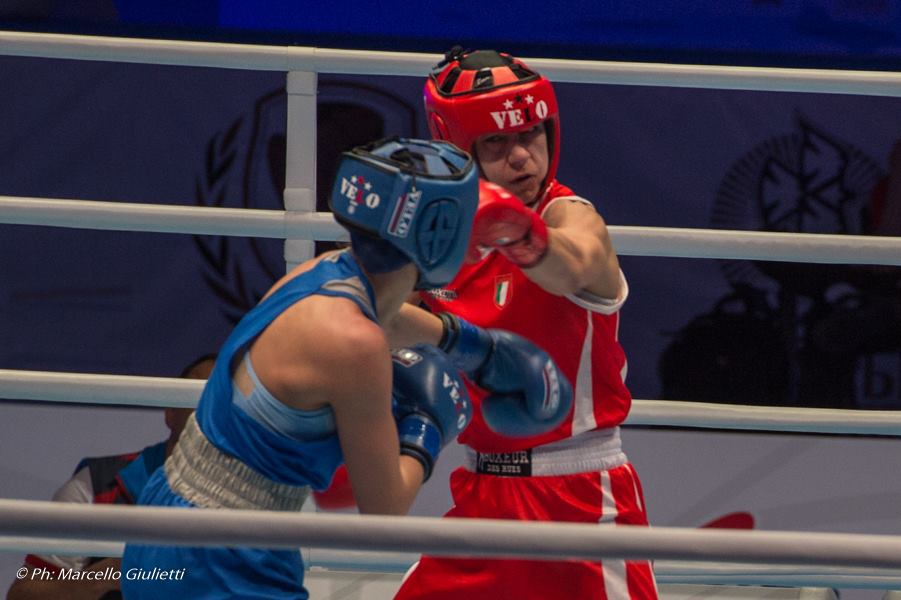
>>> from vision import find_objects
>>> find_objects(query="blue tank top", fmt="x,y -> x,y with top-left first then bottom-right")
233,354 -> 337,441
195,251 -> 377,491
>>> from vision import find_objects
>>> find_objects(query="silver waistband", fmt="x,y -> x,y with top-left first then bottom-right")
165,413 -> 310,511
465,427 -> 627,477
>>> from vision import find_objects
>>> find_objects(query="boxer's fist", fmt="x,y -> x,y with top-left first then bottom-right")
437,313 -> 573,438
468,180 -> 549,267
392,345 -> 472,481
312,465 -> 355,510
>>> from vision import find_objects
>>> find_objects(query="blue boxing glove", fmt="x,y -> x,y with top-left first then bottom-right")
392,344 -> 472,481
437,312 -> 573,438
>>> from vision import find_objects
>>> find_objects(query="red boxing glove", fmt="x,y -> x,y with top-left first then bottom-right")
468,181 -> 549,267
311,464 -> 356,510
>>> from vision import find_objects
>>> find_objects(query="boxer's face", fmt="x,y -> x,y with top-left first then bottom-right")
474,124 -> 549,206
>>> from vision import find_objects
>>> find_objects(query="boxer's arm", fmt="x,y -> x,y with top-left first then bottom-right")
524,199 -> 621,299
381,303 -> 444,350
315,344 -> 472,510
251,297 -> 424,515
470,182 -> 620,298
326,324 -> 424,516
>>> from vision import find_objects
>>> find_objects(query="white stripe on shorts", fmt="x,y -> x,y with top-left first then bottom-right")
600,469 -> 629,599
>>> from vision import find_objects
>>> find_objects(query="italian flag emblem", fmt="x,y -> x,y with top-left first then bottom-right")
494,274 -> 512,308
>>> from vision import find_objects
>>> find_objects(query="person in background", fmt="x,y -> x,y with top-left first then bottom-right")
6,355 -> 216,600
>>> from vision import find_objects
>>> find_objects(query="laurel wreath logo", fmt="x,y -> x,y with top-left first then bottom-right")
192,84 -> 417,325
194,117 -> 268,324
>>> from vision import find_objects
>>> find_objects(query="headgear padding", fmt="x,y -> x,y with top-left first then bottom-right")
424,47 -> 560,200
329,137 -> 478,289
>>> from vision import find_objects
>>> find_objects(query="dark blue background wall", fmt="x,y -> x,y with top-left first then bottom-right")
0,1 -> 899,406
4,0 -> 901,68
1,53 -> 899,408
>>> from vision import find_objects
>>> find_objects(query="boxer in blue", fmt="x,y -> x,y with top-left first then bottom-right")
121,137 -> 572,599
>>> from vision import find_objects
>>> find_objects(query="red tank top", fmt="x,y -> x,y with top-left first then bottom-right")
421,181 -> 632,452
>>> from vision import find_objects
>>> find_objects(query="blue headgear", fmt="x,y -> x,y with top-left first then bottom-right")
329,137 -> 478,289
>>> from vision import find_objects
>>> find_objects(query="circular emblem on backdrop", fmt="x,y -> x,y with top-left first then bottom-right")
194,89 -> 286,324
194,82 -> 418,324
416,200 -> 460,266
712,117 -> 883,295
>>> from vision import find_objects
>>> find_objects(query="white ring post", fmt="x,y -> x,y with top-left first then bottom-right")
284,71 -> 318,272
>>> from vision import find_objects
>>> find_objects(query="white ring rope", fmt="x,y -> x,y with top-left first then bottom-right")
0,370 -> 203,409
654,561 -> 901,590
1,536 -> 900,590
3,30 -> 901,97
0,195 -> 344,240
627,400 -> 901,435
608,226 -> 901,265
3,369 -> 901,435
5,499 -> 901,570
1,196 -> 899,265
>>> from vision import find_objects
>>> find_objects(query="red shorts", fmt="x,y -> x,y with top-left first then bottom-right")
395,430 -> 658,600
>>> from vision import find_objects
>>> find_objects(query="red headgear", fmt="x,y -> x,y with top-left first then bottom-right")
424,47 -> 561,201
